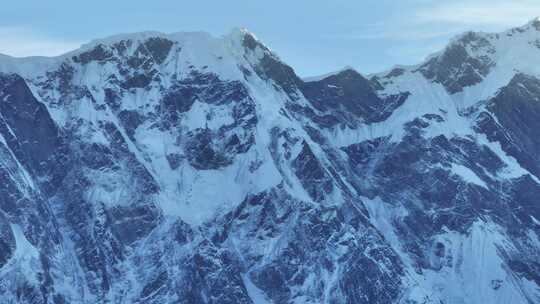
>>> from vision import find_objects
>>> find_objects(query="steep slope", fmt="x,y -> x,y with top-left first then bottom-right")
0,20 -> 539,304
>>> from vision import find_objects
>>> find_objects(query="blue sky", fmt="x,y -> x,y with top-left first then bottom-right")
1,0 -> 539,76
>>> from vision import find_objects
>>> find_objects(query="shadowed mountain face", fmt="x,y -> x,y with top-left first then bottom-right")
0,21 -> 540,304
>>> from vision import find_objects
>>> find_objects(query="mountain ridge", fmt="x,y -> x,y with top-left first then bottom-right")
0,20 -> 539,303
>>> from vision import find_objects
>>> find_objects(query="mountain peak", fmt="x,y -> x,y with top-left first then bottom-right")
79,30 -> 219,53
525,16 -> 540,29
505,17 -> 540,34
303,66 -> 359,82
231,27 -> 272,54
229,27 -> 256,39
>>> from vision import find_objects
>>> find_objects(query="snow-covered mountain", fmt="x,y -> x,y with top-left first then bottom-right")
0,19 -> 540,303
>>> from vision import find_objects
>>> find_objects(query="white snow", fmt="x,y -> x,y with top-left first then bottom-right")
411,220 -> 531,304
0,132 -> 37,194
242,274 -> 272,304
0,224 -> 40,284
182,100 -> 235,130
450,163 -> 488,188
362,196 -> 408,254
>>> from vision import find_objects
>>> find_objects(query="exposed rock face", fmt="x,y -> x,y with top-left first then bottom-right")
0,22 -> 540,304
301,69 -> 408,126
418,32 -> 496,93
476,74 -> 540,177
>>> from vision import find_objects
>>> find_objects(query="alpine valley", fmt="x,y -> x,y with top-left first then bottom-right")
1,18 -> 540,304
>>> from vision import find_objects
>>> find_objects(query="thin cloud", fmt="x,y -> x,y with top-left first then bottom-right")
323,1 -> 540,43
323,26 -> 459,41
0,27 -> 81,57
416,0 -> 540,29
320,0 -> 540,70
321,19 -> 462,43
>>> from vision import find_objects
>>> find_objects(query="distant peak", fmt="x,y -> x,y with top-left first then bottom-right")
527,17 -> 540,30
527,16 -> 540,25
507,17 -> 540,33
302,66 -> 359,82
229,27 -> 256,38
79,30 -> 218,52
229,27 -> 267,52
81,31 -> 168,49
338,66 -> 359,74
